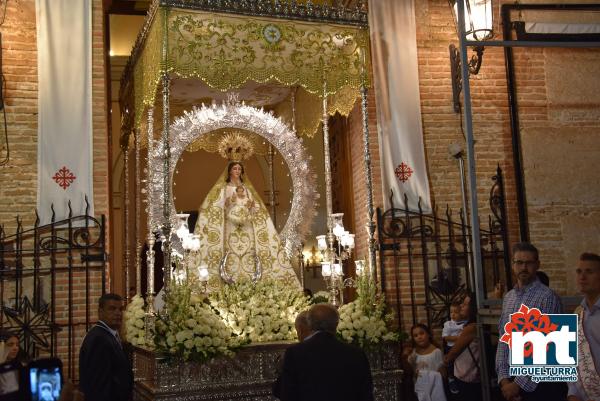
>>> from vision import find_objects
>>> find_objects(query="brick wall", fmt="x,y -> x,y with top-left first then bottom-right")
345,0 -> 600,321
414,1 -> 519,233
0,1 -> 38,227
0,0 -> 109,235
0,0 -> 109,378
91,0 -> 111,277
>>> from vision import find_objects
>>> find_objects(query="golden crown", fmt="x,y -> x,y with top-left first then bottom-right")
217,132 -> 255,161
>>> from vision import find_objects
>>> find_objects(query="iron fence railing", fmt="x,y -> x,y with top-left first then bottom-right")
377,166 -> 511,332
0,198 -> 106,379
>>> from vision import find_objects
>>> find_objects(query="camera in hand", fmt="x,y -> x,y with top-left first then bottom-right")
0,358 -> 63,401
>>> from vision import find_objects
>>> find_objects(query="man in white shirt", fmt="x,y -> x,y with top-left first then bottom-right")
568,252 -> 600,401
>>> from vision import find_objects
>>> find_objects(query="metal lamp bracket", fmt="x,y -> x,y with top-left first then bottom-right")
449,44 -> 485,113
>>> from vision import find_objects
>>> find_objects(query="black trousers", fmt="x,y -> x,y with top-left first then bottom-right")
521,382 -> 567,401
451,379 -> 481,400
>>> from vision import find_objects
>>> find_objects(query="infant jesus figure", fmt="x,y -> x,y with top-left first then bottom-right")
226,185 -> 257,227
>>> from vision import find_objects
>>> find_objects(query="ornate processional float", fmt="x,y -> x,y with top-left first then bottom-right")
118,1 -> 402,400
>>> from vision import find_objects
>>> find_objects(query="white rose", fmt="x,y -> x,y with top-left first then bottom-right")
175,331 -> 187,343
184,339 -> 194,349
167,335 -> 175,346
383,332 -> 397,341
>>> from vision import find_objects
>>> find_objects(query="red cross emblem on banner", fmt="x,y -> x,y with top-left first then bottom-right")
395,162 -> 413,183
52,166 -> 77,190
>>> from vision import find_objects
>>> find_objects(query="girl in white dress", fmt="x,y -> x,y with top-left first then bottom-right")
405,324 -> 447,401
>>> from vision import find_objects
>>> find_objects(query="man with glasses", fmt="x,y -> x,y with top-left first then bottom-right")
496,242 -> 564,401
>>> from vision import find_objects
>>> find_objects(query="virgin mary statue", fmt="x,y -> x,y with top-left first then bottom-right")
194,133 -> 300,287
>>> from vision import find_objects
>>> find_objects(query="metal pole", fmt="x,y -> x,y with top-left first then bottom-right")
456,1 -> 491,400
321,81 -> 338,306
161,9 -> 172,295
322,81 -> 333,228
123,144 -> 130,302
456,153 -> 475,291
135,129 -> 142,295
359,48 -> 377,281
146,107 -> 156,314
501,6 -> 529,242
267,144 -> 277,226
465,39 -> 600,48
162,73 -> 172,294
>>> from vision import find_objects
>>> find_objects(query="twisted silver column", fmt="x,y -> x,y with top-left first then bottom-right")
360,50 -> 377,280
322,82 -> 333,228
146,107 -> 156,315
267,144 -> 276,226
161,72 -> 172,293
123,144 -> 130,302
135,129 -> 142,295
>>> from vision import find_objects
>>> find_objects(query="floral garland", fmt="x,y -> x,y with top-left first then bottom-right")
124,295 -> 150,348
337,274 -> 399,347
209,278 -> 311,343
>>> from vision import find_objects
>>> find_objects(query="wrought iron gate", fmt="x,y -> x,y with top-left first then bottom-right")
377,167 -> 511,332
0,199 -> 106,379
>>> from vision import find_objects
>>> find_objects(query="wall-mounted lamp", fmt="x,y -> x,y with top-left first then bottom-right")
448,0 -> 494,113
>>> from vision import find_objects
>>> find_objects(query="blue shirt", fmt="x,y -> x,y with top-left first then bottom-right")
495,279 -> 563,392
567,297 -> 600,400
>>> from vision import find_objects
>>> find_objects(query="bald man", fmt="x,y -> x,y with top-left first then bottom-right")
294,310 -> 312,342
273,310 -> 314,398
277,304 -> 373,401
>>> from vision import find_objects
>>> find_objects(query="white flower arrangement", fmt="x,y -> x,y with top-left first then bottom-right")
124,295 -> 151,348
311,290 -> 331,304
337,273 -> 399,347
209,278 -> 310,343
154,280 -> 243,362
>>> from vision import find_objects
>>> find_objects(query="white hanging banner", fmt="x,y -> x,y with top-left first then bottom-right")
36,0 -> 93,224
369,0 -> 432,212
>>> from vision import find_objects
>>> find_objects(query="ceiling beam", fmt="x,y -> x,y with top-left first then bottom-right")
105,0 -> 150,15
